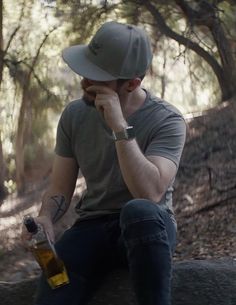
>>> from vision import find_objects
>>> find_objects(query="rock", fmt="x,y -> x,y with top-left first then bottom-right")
171,258 -> 236,305
0,278 -> 38,305
24,260 -> 41,275
7,271 -> 25,282
0,259 -> 235,305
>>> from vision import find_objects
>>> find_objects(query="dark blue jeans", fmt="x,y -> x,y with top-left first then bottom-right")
35,199 -> 177,305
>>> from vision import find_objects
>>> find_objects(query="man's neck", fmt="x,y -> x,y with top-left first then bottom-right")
120,87 -> 147,119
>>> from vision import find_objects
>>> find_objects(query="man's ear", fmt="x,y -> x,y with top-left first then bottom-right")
126,78 -> 142,92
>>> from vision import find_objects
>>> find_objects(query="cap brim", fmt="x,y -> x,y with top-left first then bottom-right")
62,45 -> 117,81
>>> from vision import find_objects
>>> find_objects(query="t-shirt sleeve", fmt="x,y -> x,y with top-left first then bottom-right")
145,115 -> 186,167
54,106 -> 74,158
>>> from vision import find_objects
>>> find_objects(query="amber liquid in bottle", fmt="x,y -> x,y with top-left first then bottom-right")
32,242 -> 69,289
24,216 -> 69,289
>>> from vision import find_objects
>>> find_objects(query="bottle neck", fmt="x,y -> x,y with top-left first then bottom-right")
24,216 -> 38,234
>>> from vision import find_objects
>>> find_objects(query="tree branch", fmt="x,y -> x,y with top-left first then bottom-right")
174,0 -> 197,24
29,27 -> 57,80
136,0 -> 234,99
174,0 -> 217,26
4,56 -> 59,105
23,61 -> 58,101
4,26 -> 21,54
181,191 -> 236,218
175,0 -> 234,68
3,0 -> 25,55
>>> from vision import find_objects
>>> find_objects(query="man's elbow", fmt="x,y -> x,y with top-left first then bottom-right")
146,192 -> 164,203
134,188 -> 166,204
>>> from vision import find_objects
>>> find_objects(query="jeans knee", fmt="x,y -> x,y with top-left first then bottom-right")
120,199 -> 164,228
120,199 -> 170,247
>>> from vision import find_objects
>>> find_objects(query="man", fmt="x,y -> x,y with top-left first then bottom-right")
22,21 -> 186,305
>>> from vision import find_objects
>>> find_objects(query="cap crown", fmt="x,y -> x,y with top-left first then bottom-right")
85,22 -> 152,79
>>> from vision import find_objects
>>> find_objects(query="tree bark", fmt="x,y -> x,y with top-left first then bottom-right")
0,130 -> 7,201
0,0 -> 3,85
0,0 -> 6,201
207,13 -> 236,99
15,82 -> 30,194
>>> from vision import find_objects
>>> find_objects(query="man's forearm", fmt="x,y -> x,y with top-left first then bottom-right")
115,139 -> 163,202
39,193 -> 70,224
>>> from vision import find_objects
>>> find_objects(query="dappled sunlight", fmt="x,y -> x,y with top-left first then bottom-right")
0,176 -> 86,251
74,175 -> 86,197
0,198 -> 40,251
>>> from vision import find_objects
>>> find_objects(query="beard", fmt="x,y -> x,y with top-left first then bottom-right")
81,79 -> 96,107
82,92 -> 96,107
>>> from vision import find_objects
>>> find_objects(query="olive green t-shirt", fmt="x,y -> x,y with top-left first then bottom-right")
55,90 -> 186,219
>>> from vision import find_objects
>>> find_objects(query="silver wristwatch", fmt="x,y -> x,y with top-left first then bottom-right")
112,126 -> 135,141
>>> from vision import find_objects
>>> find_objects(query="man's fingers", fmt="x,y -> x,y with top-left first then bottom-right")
35,216 -> 55,243
86,85 -> 113,95
21,228 -> 32,250
21,216 -> 55,248
21,226 -> 32,240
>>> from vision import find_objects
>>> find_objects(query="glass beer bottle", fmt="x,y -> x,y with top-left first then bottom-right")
24,215 -> 69,289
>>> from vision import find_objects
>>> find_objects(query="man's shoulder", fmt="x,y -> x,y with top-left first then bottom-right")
145,91 -> 184,119
62,99 -> 94,123
64,98 -> 86,113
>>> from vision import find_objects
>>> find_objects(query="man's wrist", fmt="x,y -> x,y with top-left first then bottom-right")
111,120 -> 128,133
112,126 -> 135,141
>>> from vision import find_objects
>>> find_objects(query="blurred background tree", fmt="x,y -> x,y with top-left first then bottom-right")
0,0 -> 235,196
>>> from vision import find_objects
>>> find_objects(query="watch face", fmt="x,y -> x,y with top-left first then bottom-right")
112,126 -> 135,141
126,126 -> 135,139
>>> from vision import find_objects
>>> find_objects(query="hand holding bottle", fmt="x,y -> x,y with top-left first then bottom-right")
22,215 -> 69,289
21,215 -> 55,248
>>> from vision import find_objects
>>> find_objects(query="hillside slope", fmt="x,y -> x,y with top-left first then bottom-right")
173,99 -> 236,260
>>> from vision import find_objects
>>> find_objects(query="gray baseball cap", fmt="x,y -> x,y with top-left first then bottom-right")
62,21 -> 153,81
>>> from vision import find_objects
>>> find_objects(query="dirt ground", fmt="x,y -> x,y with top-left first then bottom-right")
0,99 -> 235,282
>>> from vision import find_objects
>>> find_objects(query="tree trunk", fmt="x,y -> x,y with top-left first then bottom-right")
0,0 -> 6,201
0,0 -> 3,85
15,85 -> 30,195
210,17 -> 236,100
0,131 -> 7,201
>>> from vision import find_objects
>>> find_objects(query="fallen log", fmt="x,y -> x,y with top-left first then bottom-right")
1,259 -> 235,305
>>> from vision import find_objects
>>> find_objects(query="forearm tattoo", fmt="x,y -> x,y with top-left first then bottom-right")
48,195 -> 67,223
